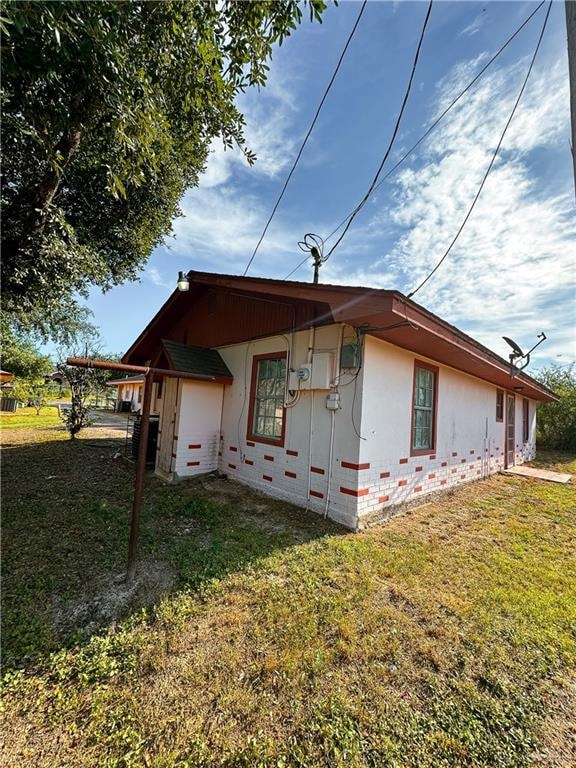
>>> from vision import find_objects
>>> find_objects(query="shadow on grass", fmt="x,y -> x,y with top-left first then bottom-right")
2,434 -> 343,670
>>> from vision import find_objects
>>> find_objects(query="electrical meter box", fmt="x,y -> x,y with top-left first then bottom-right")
288,353 -> 334,390
340,342 -> 360,369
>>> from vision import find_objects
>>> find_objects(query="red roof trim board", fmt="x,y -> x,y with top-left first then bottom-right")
122,271 -> 556,402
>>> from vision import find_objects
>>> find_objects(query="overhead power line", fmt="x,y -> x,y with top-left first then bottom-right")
406,0 -> 552,300
282,0 -> 546,281
324,0 -> 434,260
241,0 -> 368,277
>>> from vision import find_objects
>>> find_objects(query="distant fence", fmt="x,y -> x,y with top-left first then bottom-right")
0,397 -> 17,413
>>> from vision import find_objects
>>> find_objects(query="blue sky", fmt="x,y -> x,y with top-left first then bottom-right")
71,0 -> 574,369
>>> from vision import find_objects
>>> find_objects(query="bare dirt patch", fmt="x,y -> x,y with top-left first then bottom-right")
51,560 -> 177,640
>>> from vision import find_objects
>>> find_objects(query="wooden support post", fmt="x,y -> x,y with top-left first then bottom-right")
126,368 -> 154,583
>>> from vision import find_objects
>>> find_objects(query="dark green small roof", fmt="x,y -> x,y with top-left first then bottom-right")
161,339 -> 233,381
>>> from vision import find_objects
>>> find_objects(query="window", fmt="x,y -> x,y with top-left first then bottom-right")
496,389 -> 504,422
411,361 -> 438,454
523,398 -> 529,442
247,353 -> 287,445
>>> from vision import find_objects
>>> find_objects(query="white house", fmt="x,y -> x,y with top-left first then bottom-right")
122,271 -> 556,530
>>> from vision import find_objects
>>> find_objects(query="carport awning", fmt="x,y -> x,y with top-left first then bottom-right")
160,339 -> 233,383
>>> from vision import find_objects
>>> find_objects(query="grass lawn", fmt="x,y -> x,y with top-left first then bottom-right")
1,428 -> 575,768
0,405 -> 61,430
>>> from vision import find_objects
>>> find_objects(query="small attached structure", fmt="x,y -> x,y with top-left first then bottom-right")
122,271 -> 557,530
107,374 -> 145,413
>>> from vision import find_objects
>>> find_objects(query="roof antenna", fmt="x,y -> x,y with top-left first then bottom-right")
503,332 -> 547,377
298,233 -> 327,283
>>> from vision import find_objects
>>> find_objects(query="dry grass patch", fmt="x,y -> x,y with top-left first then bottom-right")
1,439 -> 575,767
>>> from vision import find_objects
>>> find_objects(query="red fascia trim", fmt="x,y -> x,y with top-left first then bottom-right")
246,351 -> 287,448
341,461 -> 370,470
340,486 -> 369,497
410,359 -> 439,457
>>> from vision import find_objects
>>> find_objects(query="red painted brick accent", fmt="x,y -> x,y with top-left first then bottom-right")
452,452 -> 458,457
188,444 -> 201,450
461,458 -> 466,464
245,459 -> 254,466
399,458 -> 408,464
286,449 -> 298,456
415,466 -> 423,472
451,468 -> 457,474
340,486 -> 369,497
398,479 -> 408,487
380,471 -> 390,479
311,466 -> 325,474
264,455 -> 274,462
246,441 -> 256,447
429,455 -> 436,460
263,474 -> 273,482
440,479 -> 447,486
229,446 -> 238,452
461,473 -> 466,479
470,449 -> 475,454
228,463 -> 236,470
310,490 -> 324,499
414,486 -> 422,493
428,473 -> 436,479
285,471 -> 297,478
441,461 -> 448,467
379,495 -> 389,503
490,454 -> 494,458
341,461 -> 370,470
173,435 -> 178,441
171,452 -> 177,458
187,461 -> 200,467
477,470 -> 481,475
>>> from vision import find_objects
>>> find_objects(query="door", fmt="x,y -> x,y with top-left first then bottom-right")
157,378 -> 178,474
505,393 -> 515,468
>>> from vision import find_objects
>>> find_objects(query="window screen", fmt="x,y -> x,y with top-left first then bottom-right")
412,365 -> 436,451
251,356 -> 286,441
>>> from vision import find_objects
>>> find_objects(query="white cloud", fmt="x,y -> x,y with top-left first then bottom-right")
334,51 -> 575,365
198,68 -> 300,189
144,266 -> 173,289
458,12 -> 486,38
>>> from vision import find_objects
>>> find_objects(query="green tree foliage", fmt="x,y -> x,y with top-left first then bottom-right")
12,378 -> 55,415
1,0 -> 326,339
534,364 -> 576,450
56,326 -> 119,438
0,321 -> 52,379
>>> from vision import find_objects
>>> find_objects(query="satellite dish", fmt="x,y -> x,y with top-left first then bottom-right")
503,336 -> 524,359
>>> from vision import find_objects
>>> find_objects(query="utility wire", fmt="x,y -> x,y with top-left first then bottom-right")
406,0 -> 552,300
241,0 -> 368,277
325,0 -> 434,260
282,0 -> 545,281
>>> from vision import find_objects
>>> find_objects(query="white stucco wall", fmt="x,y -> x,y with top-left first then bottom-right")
168,328 -> 538,530
354,336 -> 537,525
172,380 -> 225,477
216,325 -> 363,528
